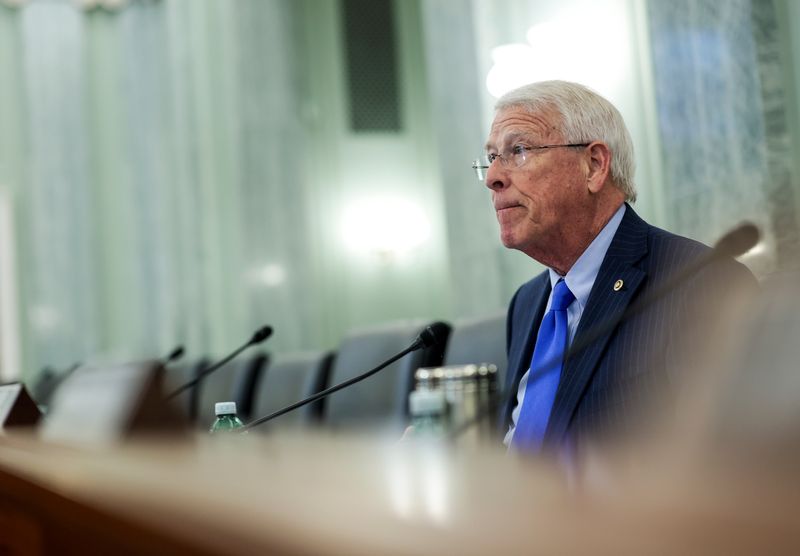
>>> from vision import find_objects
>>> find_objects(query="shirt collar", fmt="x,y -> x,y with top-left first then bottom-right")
548,204 -> 626,308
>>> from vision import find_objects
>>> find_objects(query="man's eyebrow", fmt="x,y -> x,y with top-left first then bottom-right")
485,131 -> 529,152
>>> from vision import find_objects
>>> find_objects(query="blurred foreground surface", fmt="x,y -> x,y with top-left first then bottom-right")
0,425 -> 798,555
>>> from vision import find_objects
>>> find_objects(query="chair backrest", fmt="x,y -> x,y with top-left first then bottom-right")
443,311 -> 507,389
29,364 -> 79,410
249,351 -> 334,432
231,353 -> 268,420
323,320 -> 450,432
443,311 -> 507,438
196,353 -> 268,428
164,358 -> 210,423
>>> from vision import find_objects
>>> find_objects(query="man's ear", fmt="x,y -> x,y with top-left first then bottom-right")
586,142 -> 612,194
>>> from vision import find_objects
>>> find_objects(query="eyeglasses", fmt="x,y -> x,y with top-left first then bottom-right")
471,143 -> 590,181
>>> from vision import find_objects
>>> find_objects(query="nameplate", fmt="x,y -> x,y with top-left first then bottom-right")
41,361 -> 186,447
0,383 -> 42,429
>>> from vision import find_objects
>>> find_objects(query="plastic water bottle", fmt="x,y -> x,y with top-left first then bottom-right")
209,401 -> 245,434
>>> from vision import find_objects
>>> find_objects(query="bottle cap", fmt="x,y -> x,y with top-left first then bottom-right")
409,389 -> 446,416
215,401 -> 237,416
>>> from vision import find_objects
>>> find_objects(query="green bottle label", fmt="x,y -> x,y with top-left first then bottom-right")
209,414 -> 245,434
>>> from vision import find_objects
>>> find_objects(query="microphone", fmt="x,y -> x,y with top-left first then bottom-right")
240,326 -> 439,431
162,345 -> 185,366
165,325 -> 273,400
601,222 -> 759,327
713,222 -> 759,258
449,222 -> 760,440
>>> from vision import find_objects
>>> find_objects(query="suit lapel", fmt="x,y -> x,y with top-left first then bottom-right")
544,205 -> 650,447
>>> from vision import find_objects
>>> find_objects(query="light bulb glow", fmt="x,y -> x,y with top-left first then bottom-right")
486,43 -> 538,99
486,5 -> 629,98
246,264 -> 287,287
341,197 -> 431,256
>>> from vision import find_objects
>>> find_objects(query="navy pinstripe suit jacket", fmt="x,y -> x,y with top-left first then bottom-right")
502,205 -> 757,450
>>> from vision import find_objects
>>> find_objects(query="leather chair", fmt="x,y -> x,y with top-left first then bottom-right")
163,357 -> 210,423
322,320 -> 450,432
196,353 -> 268,428
443,311 -> 507,389
248,351 -> 334,433
29,364 -> 79,412
442,311 -> 507,436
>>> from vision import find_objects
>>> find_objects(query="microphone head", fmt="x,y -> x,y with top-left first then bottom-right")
415,326 -> 438,349
714,222 -> 760,258
165,345 -> 185,364
250,325 -> 274,345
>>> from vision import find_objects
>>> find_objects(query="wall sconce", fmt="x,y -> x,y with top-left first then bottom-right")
245,263 -> 287,288
341,197 -> 431,261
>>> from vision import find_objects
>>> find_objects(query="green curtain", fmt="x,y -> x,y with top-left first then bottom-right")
1,0 -> 317,378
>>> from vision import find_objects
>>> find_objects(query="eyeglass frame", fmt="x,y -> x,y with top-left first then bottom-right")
471,143 -> 591,181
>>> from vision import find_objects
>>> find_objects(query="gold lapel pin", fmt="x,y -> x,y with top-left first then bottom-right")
613,279 -> 624,292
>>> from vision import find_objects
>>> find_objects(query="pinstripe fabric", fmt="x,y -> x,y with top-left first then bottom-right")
502,204 -> 757,450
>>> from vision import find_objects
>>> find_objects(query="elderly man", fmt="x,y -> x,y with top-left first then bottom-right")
474,81 -> 756,454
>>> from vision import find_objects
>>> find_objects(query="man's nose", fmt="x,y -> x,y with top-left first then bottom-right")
485,160 -> 507,191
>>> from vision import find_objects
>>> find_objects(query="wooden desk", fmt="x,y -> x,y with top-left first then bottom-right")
0,431 -> 798,555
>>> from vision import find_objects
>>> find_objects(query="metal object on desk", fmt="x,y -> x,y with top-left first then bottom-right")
412,364 -> 498,443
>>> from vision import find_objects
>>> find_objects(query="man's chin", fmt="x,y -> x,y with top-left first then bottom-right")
499,233 -> 519,250
500,232 -> 539,259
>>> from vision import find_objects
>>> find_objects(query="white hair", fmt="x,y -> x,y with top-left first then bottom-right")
495,80 -> 637,202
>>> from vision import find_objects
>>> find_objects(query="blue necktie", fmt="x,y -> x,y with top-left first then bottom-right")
512,279 -> 575,452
